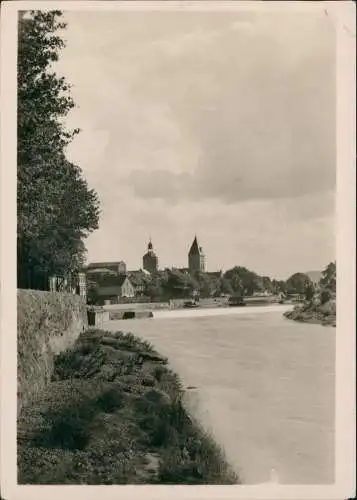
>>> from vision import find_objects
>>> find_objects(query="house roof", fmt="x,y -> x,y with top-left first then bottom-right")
96,274 -> 132,288
117,275 -> 129,287
87,261 -> 126,269
127,270 -> 150,286
86,268 -> 117,275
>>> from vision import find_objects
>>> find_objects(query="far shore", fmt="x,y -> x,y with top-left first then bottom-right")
101,298 -> 297,313
151,304 -> 293,320
97,304 -> 294,323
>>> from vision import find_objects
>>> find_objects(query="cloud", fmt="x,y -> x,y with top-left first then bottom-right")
126,170 -> 192,204
57,9 -> 335,274
104,10 -> 336,205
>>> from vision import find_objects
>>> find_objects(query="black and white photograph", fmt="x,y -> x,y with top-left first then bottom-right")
0,1 -> 355,498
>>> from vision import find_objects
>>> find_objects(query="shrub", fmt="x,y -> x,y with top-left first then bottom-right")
320,289 -> 332,305
95,387 -> 125,413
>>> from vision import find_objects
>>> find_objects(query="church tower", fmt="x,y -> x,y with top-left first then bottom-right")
143,238 -> 158,274
188,235 -> 206,274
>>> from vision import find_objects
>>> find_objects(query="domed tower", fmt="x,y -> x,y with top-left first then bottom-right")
188,235 -> 206,274
143,238 -> 158,274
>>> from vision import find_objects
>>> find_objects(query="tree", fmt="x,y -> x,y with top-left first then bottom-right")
285,272 -> 312,295
144,273 -> 165,300
271,279 -> 287,295
304,282 -> 315,302
163,269 -> 198,299
223,266 -> 261,296
86,281 -> 100,305
319,262 -> 336,293
17,11 -> 100,289
261,276 -> 273,293
193,272 -> 219,298
216,277 -> 233,296
318,261 -> 336,304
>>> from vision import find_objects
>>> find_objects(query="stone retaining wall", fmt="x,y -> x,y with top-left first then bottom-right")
17,289 -> 87,414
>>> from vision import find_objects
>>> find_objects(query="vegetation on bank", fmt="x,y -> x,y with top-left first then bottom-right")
18,329 -> 239,485
284,299 -> 336,327
284,262 -> 336,327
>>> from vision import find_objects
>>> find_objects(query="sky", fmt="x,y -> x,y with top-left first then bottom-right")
56,7 -> 336,279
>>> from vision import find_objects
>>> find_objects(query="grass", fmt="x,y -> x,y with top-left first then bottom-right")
18,329 -> 239,485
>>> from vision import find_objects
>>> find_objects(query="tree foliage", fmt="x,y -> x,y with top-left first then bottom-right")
162,269 -> 198,299
318,261 -> 336,304
285,272 -> 312,295
86,281 -> 100,306
304,282 -> 315,302
271,279 -> 287,295
18,11 -> 100,289
216,277 -> 233,296
319,262 -> 336,293
193,272 -> 220,298
223,267 -> 262,296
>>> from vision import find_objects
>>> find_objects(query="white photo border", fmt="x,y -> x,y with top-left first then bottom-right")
1,2 -> 355,499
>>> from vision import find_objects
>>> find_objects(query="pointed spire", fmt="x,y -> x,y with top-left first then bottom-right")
148,234 -> 153,250
189,235 -> 200,255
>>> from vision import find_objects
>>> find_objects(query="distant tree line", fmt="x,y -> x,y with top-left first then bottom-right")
96,262 -> 334,303
17,11 -> 100,290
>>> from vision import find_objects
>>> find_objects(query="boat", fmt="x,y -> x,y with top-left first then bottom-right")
228,296 -> 246,307
183,300 -> 199,308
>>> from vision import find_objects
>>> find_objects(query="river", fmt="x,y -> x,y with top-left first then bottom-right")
103,307 -> 335,485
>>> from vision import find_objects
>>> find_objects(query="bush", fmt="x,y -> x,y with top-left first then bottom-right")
320,289 -> 332,305
96,387 -> 125,413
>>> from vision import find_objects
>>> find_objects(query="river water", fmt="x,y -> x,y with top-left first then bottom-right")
103,307 -> 335,485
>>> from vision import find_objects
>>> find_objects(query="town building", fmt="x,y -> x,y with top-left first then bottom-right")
142,238 -> 159,274
86,267 -> 117,281
87,261 -> 126,275
48,272 -> 87,299
188,235 -> 206,273
95,274 -> 135,304
127,269 -> 151,295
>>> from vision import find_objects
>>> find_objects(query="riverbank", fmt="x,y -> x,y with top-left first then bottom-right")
284,300 -> 336,327
18,329 -> 238,485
